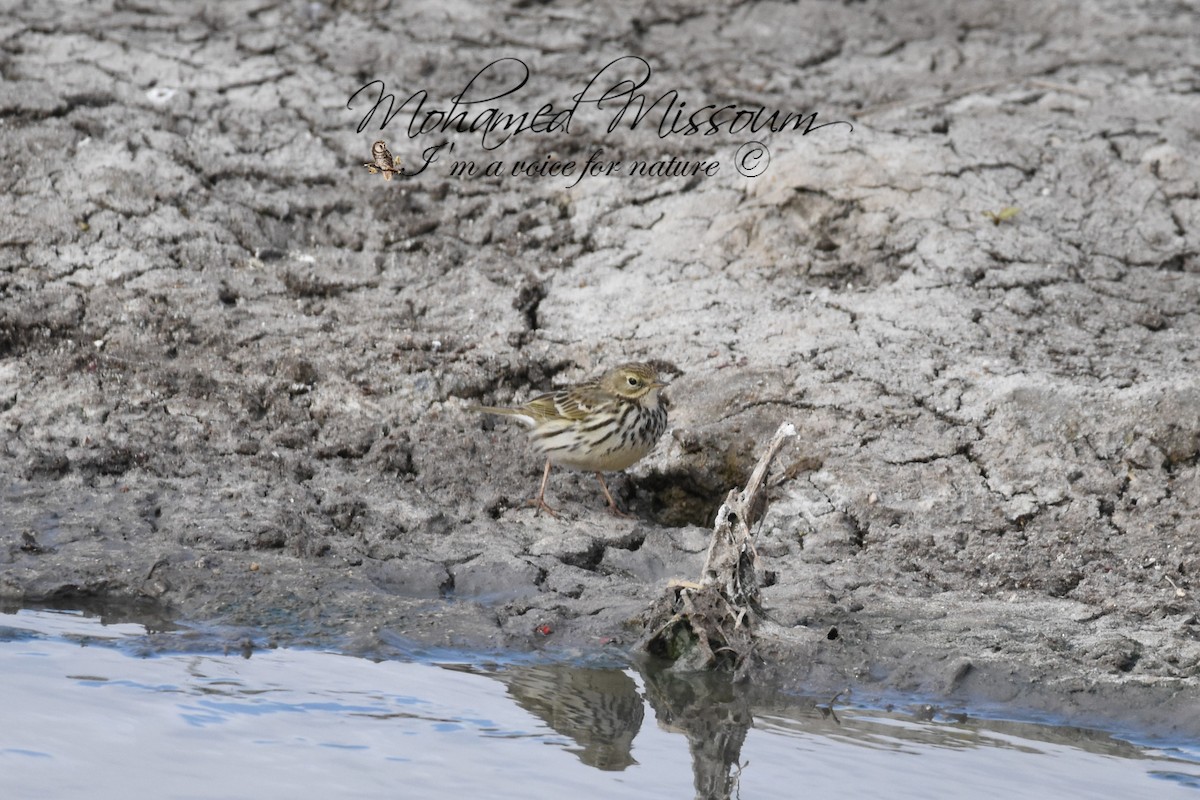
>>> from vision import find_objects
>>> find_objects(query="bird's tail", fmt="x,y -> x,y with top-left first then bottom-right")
468,404 -> 513,416
468,403 -> 536,428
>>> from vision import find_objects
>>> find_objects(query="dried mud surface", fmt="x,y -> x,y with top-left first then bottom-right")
2,0 -> 1199,736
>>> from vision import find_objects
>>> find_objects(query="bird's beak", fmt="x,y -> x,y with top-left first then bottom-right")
652,379 -> 670,389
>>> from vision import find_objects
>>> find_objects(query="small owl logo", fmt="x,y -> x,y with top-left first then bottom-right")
364,140 -> 403,180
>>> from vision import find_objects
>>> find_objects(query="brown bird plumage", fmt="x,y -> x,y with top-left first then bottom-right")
471,362 -> 669,517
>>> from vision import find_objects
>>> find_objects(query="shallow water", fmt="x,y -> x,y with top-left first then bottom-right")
2,609 -> 1198,799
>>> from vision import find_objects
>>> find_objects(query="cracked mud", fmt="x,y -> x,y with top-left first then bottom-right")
2,0 -> 1199,736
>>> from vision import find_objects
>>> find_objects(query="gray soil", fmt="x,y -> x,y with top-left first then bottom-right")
2,0 -> 1198,739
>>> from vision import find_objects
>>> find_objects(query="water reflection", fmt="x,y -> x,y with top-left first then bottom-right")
468,663 -> 759,798
641,667 -> 752,800
474,662 -> 753,797
487,659 -> 1200,800
1,597 -> 177,634
4,607 -> 1199,800
494,665 -> 644,771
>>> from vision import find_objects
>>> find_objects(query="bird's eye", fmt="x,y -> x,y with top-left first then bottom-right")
627,376 -> 639,386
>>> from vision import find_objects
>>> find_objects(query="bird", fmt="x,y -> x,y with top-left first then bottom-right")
470,362 -> 669,517
364,140 -> 403,180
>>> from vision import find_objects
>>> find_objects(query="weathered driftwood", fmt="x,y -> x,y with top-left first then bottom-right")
637,422 -> 796,674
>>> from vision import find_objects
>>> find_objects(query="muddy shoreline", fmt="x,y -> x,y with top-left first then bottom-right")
3,0 -> 1199,739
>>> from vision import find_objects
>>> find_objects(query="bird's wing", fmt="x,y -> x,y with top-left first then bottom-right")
524,386 -> 602,422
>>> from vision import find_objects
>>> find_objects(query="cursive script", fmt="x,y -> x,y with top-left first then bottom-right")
347,56 -> 852,151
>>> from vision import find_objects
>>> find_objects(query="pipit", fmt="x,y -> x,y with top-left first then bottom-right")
470,362 -> 669,517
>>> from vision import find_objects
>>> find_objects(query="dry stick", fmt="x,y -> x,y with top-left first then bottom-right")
639,421 -> 796,671
700,421 -> 797,608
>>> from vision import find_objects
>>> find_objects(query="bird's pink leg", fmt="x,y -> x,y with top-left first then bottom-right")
528,458 -> 560,518
596,472 -> 634,518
